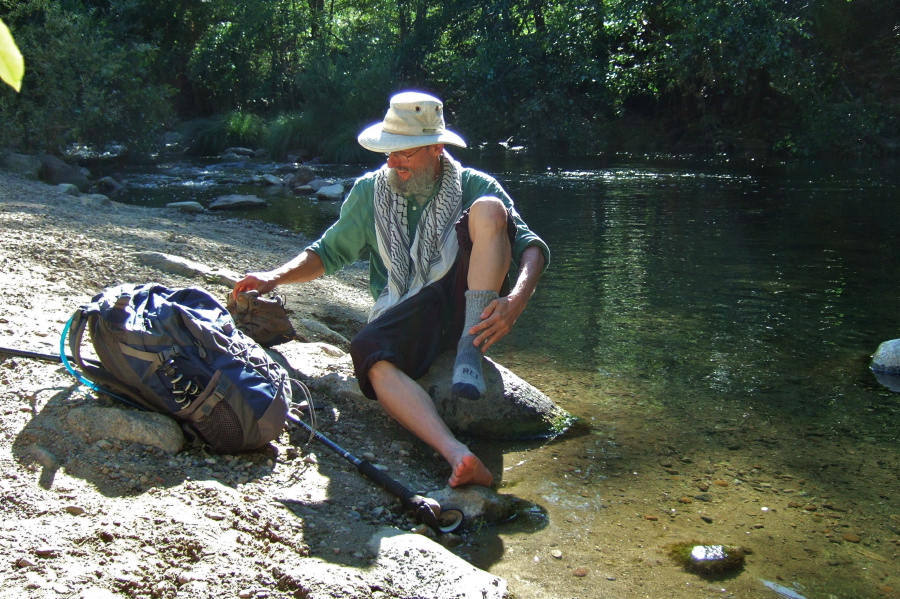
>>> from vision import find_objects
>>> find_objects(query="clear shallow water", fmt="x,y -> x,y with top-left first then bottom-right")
122,155 -> 900,597
492,156 -> 900,432
476,155 -> 900,598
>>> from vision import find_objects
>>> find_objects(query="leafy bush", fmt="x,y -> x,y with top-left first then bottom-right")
180,111 -> 266,156
0,1 -> 172,154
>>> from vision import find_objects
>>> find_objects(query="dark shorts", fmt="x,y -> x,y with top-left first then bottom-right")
350,207 -> 516,400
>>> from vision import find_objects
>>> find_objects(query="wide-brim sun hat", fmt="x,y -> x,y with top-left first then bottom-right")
358,91 -> 467,153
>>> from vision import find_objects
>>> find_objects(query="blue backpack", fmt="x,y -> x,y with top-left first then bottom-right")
65,283 -> 292,453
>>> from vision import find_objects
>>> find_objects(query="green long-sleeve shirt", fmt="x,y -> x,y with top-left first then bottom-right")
307,167 -> 550,301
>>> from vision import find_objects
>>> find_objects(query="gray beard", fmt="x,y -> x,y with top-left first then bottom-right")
387,161 -> 438,197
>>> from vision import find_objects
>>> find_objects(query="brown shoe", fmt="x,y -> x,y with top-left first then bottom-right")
226,290 -> 296,347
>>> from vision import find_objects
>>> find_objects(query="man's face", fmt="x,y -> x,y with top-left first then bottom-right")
386,144 -> 443,196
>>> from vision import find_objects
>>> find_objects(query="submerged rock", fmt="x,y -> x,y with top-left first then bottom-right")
429,485 -> 518,529
166,201 -> 205,213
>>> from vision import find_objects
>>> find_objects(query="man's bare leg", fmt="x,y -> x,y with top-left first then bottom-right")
452,197 -> 513,399
467,197 -> 512,291
368,360 -> 493,488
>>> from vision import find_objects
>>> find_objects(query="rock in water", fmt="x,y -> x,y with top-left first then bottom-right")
871,339 -> 900,391
429,485 -> 518,529
208,194 -> 267,210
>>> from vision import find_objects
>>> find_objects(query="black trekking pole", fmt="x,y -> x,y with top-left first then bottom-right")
287,410 -> 463,533
0,346 -> 101,368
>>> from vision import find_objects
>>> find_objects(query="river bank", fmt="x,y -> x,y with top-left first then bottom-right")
0,170 -> 511,598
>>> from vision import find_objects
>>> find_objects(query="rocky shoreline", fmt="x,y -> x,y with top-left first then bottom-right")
0,169 -> 517,598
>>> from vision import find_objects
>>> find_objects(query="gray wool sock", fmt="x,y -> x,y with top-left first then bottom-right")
452,289 -> 499,400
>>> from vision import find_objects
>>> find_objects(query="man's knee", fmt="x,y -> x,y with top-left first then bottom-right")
468,196 -> 510,233
368,360 -> 407,397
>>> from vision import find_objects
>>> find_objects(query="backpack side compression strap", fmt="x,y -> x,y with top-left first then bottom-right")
62,311 -> 156,412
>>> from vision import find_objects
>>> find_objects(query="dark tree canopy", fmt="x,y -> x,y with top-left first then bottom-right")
1,0 -> 897,158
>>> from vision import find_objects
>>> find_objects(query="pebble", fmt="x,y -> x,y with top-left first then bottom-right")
16,557 -> 36,568
551,549 -> 563,559
26,444 -> 59,469
64,505 -> 86,516
842,533 -> 861,543
572,567 -> 588,577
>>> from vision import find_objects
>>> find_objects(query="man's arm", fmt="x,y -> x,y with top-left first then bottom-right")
233,250 -> 326,299
470,244 -> 545,352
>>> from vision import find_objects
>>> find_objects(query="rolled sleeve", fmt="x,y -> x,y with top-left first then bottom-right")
306,176 -> 377,275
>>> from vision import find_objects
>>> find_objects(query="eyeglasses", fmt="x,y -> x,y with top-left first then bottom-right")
384,147 -> 425,163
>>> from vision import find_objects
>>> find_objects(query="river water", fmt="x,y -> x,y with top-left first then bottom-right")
122,154 -> 900,598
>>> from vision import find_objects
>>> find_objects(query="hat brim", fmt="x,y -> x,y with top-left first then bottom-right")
357,123 -> 467,153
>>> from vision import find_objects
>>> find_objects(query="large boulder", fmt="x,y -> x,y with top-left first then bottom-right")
365,528 -> 508,599
38,154 -> 91,191
419,352 -> 572,439
0,152 -> 42,179
270,340 -> 572,440
67,407 -> 184,453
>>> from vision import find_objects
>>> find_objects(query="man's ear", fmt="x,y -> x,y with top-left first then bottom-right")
429,144 -> 445,156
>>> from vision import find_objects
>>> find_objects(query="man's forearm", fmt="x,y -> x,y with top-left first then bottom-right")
509,245 -> 545,304
270,250 -> 326,285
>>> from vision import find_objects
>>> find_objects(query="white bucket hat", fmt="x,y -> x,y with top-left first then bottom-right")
358,92 -> 467,153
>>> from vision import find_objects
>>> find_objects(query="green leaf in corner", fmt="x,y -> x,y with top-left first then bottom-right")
0,18 -> 25,92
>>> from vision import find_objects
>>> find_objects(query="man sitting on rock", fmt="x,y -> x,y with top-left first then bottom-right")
234,92 -> 549,488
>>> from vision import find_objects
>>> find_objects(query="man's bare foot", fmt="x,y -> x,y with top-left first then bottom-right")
448,454 -> 494,488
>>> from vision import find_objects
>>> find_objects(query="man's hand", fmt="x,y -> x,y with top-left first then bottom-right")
233,272 -> 279,300
469,293 -> 527,353
468,245 -> 545,353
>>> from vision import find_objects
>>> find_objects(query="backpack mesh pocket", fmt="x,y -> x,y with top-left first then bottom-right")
194,401 -> 245,453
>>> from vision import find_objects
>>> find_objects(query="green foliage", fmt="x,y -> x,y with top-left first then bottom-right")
180,111 -> 266,156
0,0 -> 895,158
606,0 -> 805,106
0,0 -> 172,154
427,0 -> 608,151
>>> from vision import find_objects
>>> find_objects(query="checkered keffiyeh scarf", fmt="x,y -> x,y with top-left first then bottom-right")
370,152 -> 463,322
